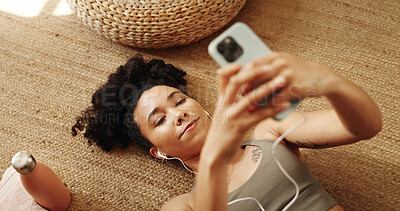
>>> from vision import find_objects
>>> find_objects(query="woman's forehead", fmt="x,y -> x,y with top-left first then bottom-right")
138,85 -> 179,108
133,86 -> 180,123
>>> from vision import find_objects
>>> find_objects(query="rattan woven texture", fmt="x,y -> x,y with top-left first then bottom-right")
66,0 -> 247,49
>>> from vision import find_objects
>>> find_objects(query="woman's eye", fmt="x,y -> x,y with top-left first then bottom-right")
176,98 -> 186,106
156,116 -> 165,127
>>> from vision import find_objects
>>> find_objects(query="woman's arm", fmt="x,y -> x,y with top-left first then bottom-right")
160,193 -> 194,211
252,53 -> 382,148
195,156 -> 229,211
324,74 -> 382,140
278,78 -> 381,148
194,63 -> 290,210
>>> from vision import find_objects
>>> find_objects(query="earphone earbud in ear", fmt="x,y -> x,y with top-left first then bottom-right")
157,151 -> 168,159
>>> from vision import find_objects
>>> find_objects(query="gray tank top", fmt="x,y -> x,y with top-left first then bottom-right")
193,139 -> 338,211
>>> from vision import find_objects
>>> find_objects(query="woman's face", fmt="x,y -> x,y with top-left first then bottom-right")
134,85 -> 211,160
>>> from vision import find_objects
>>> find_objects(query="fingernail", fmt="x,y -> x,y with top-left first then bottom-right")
273,76 -> 285,85
261,65 -> 272,72
279,102 -> 290,110
241,63 -> 251,72
284,102 -> 291,108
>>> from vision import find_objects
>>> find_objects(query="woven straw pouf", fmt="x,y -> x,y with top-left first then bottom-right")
67,0 -> 247,49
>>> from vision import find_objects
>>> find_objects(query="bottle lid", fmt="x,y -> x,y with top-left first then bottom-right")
11,151 -> 36,175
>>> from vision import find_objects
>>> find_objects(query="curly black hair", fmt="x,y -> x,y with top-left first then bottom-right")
72,55 -> 187,152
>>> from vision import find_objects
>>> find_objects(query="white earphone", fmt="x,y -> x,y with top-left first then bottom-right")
157,151 -> 168,159
156,109 -> 306,210
157,150 -> 199,174
203,109 -> 213,120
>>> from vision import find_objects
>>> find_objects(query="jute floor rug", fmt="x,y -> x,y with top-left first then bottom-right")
0,0 -> 399,210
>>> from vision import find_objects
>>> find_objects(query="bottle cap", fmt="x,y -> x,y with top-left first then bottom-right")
11,151 -> 36,175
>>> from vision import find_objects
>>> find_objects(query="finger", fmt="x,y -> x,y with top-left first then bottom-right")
237,64 -> 274,96
231,54 -> 287,98
217,63 -> 242,94
223,73 -> 243,107
241,57 -> 290,96
225,64 -> 277,107
239,64 -> 274,95
234,75 -> 287,113
246,102 -> 291,125
243,52 -> 282,68
273,86 -> 302,104
221,53 -> 287,107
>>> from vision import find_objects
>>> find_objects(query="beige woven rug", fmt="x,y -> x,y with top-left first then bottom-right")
0,0 -> 399,210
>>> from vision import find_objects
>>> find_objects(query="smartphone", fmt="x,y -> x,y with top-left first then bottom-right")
208,22 -> 299,120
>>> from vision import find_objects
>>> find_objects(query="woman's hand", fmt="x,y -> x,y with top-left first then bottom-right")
203,59 -> 293,163
203,52 -> 347,162
248,52 -> 382,148
194,59 -> 293,211
240,52 -> 339,104
195,52 -> 382,211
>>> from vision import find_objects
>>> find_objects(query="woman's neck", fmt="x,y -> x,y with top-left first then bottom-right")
184,146 -> 247,173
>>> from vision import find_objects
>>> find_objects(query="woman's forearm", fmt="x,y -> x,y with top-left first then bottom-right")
324,73 -> 382,139
194,150 -> 229,211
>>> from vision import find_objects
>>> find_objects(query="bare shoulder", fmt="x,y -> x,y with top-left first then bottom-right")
160,192 -> 194,211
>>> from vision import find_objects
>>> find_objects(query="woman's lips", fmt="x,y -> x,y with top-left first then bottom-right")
180,118 -> 199,138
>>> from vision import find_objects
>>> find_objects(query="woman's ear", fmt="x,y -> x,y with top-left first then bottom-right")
150,147 -> 166,159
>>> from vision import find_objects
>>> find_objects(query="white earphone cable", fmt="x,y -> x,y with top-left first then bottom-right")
227,197 -> 266,211
164,157 -> 199,175
271,109 -> 307,211
163,109 -> 307,210
227,109 -> 307,210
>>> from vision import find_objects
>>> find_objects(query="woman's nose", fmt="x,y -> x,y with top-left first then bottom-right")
176,112 -> 188,126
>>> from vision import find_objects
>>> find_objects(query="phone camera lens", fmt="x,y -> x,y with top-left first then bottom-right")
224,38 -> 235,49
217,37 -> 243,62
217,42 -> 226,53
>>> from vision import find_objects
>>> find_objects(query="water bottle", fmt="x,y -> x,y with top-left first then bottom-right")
11,151 -> 71,211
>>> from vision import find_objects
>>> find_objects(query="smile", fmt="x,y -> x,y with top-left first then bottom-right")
180,118 -> 199,138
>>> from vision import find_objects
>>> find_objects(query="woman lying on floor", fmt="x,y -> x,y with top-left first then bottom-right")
72,52 -> 382,211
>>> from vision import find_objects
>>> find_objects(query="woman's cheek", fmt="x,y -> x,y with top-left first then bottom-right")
158,126 -> 176,142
